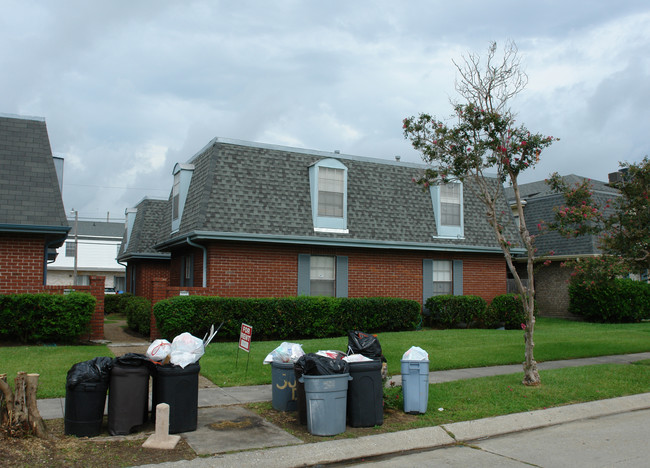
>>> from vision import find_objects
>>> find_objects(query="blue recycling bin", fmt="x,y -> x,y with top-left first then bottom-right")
401,359 -> 429,414
271,362 -> 297,411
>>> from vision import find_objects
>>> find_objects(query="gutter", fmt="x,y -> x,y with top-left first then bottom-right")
155,230 -> 525,256
186,237 -> 207,287
43,233 -> 69,286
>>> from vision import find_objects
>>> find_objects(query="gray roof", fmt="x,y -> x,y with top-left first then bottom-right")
119,197 -> 171,260
146,139 -> 519,253
506,175 -> 620,257
0,114 -> 69,238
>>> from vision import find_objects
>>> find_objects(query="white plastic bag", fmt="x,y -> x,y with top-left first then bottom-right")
402,346 -> 429,361
263,342 -> 305,364
343,354 -> 373,362
146,339 -> 171,362
170,332 -> 205,368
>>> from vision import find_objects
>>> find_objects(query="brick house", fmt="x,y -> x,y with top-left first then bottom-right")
119,138 -> 521,336
0,113 -> 105,339
505,175 -> 620,318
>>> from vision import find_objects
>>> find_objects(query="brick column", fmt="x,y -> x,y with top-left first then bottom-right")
150,277 -> 169,340
88,276 -> 106,341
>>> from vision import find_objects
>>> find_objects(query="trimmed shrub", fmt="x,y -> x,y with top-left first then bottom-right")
124,296 -> 152,336
0,292 -> 95,343
153,296 -> 421,341
569,278 -> 650,323
425,295 -> 487,328
104,292 -> 134,315
485,294 -> 533,330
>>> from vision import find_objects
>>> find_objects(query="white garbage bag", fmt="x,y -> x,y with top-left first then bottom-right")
263,342 -> 305,364
146,339 -> 172,362
170,332 -> 205,368
343,354 -> 373,362
402,346 -> 429,361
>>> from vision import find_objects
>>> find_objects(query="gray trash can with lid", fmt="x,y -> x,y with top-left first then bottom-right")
271,361 -> 297,411
400,359 -> 429,414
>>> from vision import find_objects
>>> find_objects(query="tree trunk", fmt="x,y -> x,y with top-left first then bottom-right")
0,372 -> 49,438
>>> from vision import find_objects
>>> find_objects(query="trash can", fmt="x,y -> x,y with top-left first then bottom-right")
152,362 -> 200,433
64,357 -> 113,437
347,359 -> 383,427
64,380 -> 109,437
271,362 -> 297,412
294,361 -> 307,425
401,359 -> 429,414
107,356 -> 150,435
301,373 -> 351,436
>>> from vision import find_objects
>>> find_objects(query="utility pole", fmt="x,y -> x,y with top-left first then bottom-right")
72,209 -> 78,286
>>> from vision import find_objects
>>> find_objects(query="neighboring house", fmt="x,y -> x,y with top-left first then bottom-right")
47,219 -> 126,291
0,114 -> 70,292
505,175 -> 620,317
119,137 -> 522,334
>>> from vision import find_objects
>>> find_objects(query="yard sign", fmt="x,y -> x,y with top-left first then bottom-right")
239,323 -> 252,352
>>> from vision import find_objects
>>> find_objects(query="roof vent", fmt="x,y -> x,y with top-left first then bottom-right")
395,155 -> 401,162
334,150 -> 340,154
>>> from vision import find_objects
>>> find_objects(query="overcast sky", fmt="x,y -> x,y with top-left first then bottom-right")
2,1 -> 649,221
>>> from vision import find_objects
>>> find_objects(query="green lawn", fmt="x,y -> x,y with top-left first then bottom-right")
0,318 -> 649,398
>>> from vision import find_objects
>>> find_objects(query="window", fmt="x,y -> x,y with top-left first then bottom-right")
310,256 -> 336,296
65,242 -> 75,257
309,158 -> 348,232
172,172 -> 180,220
181,254 -> 193,287
433,260 -> 453,296
440,184 -> 461,226
423,259 -> 463,305
297,254 -> 348,297
318,167 -> 344,217
430,182 -> 464,238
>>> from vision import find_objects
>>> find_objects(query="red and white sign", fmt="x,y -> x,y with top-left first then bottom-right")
239,323 -> 253,352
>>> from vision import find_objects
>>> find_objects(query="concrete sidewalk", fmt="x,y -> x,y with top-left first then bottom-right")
39,352 -> 650,466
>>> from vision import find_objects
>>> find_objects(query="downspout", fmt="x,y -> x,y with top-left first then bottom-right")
43,235 -> 68,286
186,237 -> 207,288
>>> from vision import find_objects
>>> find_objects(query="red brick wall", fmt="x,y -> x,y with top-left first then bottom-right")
0,234 -> 46,292
130,260 -> 170,298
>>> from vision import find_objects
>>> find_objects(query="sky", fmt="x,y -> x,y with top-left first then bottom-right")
2,1 -> 649,222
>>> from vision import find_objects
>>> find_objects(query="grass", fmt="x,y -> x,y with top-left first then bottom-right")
254,360 -> 650,442
0,318 -> 649,398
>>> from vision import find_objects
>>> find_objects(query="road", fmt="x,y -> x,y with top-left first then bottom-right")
344,408 -> 650,467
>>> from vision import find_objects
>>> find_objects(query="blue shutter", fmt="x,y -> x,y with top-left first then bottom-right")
453,260 -> 463,295
422,259 -> 433,309
336,256 -> 348,298
297,254 -> 311,296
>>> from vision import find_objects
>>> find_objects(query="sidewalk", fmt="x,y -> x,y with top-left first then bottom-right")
39,352 -> 650,467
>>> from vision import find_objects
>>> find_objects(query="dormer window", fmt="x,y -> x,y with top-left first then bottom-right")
309,158 -> 348,233
171,163 -> 195,233
431,182 -> 464,238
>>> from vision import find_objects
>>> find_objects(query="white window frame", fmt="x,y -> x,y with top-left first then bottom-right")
432,260 -> 453,296
309,255 -> 336,297
430,182 -> 464,238
309,158 -> 348,233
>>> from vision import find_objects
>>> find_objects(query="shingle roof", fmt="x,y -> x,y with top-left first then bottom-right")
118,197 -> 171,260
0,114 -> 68,233
505,175 -> 620,257
70,220 -> 125,238
150,139 -> 519,253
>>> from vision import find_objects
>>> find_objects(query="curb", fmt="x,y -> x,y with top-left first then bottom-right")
135,392 -> 650,468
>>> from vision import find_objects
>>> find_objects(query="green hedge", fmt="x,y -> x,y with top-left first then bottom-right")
153,296 -> 421,341
485,294 -> 533,330
425,295 -> 487,328
125,296 -> 152,336
569,278 -> 650,323
0,292 -> 95,343
104,292 -> 134,315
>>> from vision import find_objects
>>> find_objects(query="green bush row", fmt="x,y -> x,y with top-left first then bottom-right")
569,278 -> 650,322
425,293 -> 532,330
125,296 -> 152,336
0,292 -> 95,343
153,296 -> 421,341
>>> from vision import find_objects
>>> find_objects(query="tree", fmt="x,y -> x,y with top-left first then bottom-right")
403,41 -> 557,386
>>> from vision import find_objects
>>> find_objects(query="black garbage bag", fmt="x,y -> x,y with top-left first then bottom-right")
114,353 -> 151,367
66,356 -> 115,390
296,353 -> 350,376
347,330 -> 385,362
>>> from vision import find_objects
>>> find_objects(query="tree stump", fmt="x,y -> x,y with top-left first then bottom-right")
0,372 -> 49,439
